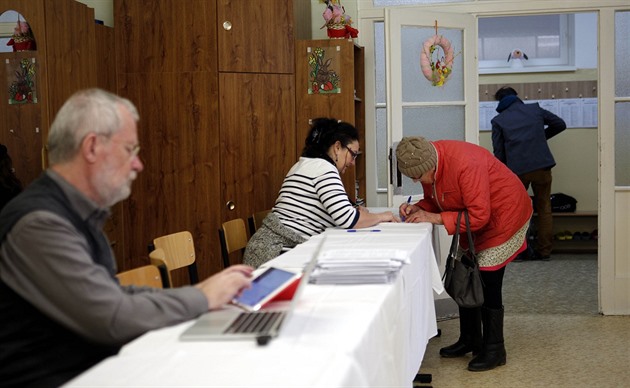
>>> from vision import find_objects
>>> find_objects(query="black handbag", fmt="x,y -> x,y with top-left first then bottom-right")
442,210 -> 484,308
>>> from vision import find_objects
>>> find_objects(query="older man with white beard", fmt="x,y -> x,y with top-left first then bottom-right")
0,88 -> 253,388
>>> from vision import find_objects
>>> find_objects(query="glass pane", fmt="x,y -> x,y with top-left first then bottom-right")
398,106 -> 463,196
403,106 -> 465,140
615,102 -> 630,186
375,22 -> 386,104
615,12 -> 630,97
478,15 -> 561,61
401,26 -> 464,102
376,107 -> 387,190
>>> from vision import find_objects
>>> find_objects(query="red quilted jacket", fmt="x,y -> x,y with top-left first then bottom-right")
416,140 -> 532,254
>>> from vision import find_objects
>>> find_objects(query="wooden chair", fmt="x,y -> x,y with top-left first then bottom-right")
116,265 -> 163,288
219,218 -> 249,269
150,231 -> 199,287
248,209 -> 271,235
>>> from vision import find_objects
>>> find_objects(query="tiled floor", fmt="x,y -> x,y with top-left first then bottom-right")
417,254 -> 630,387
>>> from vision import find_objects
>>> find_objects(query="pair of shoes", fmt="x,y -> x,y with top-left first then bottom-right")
554,231 -> 573,240
572,231 -> 592,241
512,251 -> 529,262
530,252 -> 551,261
591,229 -> 598,240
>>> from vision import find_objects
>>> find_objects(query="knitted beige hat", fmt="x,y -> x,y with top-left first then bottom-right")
396,137 -> 437,178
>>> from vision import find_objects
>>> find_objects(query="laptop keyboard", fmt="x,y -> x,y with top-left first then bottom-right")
224,311 -> 285,334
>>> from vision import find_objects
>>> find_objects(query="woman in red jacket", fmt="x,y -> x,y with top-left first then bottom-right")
396,136 -> 532,372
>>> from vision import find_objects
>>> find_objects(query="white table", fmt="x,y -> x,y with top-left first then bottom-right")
66,223 -> 442,388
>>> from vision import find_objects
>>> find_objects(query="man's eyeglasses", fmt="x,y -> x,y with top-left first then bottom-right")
125,144 -> 141,158
345,146 -> 359,161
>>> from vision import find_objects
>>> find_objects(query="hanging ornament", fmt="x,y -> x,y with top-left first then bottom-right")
420,21 -> 455,87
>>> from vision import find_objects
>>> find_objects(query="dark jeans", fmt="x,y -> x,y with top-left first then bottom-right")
519,169 -> 553,256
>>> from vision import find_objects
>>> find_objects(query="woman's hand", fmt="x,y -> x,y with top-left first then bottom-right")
403,208 -> 443,225
379,211 -> 401,223
399,203 -> 420,220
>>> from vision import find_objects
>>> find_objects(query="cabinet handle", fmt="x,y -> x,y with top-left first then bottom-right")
223,21 -> 232,31
226,201 -> 235,211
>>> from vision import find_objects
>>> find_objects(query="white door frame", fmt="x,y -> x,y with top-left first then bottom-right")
357,0 -> 629,315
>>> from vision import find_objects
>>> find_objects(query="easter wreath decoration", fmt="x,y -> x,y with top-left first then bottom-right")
420,33 -> 454,87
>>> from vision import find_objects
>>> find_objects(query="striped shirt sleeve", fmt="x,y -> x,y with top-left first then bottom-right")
274,158 -> 358,237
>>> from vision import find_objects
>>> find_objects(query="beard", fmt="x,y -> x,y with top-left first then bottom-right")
93,167 -> 137,208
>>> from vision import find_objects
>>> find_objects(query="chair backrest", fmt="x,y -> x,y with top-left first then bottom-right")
248,209 -> 271,235
116,265 -> 163,289
219,218 -> 248,269
151,231 -> 199,287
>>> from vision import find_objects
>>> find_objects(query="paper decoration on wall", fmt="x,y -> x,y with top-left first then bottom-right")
7,58 -> 38,104
420,21 -> 455,87
307,46 -> 341,94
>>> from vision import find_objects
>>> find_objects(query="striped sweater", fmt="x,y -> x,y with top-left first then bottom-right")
273,157 -> 359,237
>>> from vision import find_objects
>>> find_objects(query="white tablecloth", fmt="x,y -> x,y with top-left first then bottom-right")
66,223 -> 441,388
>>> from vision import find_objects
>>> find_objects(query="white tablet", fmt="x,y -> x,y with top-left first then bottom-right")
231,267 -> 301,312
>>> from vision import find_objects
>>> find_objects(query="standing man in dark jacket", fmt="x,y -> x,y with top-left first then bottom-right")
491,86 -> 566,261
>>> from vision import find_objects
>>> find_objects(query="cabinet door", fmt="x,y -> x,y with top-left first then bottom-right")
1,90 -> 43,186
219,73 -> 296,221
217,0 -> 294,74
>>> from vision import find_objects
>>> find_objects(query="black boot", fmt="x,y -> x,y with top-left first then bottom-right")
440,307 -> 482,358
468,307 -> 507,371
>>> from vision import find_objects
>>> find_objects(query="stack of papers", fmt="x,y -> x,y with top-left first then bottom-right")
309,248 -> 410,285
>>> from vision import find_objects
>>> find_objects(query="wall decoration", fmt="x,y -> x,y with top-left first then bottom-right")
307,46 -> 341,94
6,16 -> 37,52
320,0 -> 359,39
7,57 -> 38,104
420,21 -> 455,87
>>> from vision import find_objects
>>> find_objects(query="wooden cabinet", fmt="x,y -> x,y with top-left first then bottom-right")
0,0 -> 104,186
0,0 -> 120,258
217,0 -> 294,74
116,0 -> 295,281
295,39 -> 366,204
219,72 -> 296,224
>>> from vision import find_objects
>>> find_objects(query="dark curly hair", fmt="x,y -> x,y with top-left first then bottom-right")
302,118 -> 359,159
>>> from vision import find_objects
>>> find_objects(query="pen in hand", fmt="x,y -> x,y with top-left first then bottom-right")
401,195 -> 412,222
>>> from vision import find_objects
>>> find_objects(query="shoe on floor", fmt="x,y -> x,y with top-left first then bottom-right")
530,252 -> 551,261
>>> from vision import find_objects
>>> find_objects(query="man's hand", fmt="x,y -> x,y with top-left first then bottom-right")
195,265 -> 254,310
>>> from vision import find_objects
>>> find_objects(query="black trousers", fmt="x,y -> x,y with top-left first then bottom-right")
480,267 -> 505,309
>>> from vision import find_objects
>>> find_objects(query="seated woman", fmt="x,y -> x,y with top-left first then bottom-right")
244,118 -> 398,268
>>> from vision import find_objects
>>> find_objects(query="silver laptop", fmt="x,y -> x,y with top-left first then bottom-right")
179,239 -> 321,343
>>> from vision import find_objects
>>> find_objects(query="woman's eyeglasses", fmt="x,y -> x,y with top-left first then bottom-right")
345,146 -> 359,161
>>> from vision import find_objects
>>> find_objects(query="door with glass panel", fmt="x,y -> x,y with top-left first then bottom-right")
386,10 -> 476,206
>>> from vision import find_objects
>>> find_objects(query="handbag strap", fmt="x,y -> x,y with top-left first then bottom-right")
448,210 -> 463,255
462,209 -> 477,258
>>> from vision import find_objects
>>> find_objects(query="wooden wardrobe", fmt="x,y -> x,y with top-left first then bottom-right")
115,0 -> 296,282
